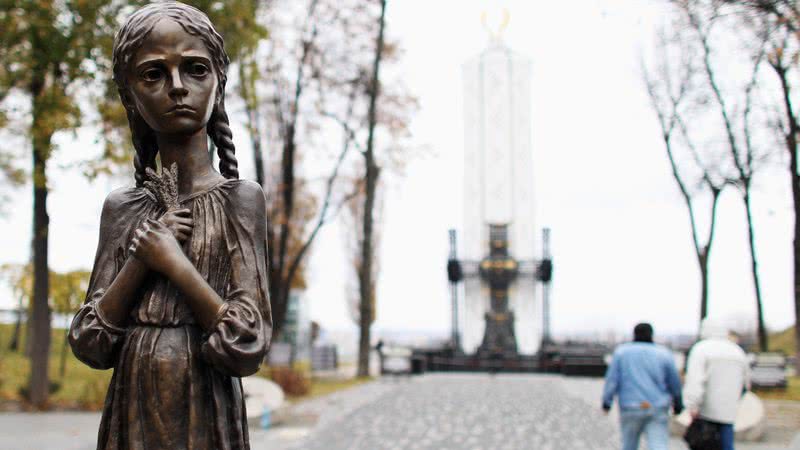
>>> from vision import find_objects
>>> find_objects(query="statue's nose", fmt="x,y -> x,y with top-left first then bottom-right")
169,68 -> 188,98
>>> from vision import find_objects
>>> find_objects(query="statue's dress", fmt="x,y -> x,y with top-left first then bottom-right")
69,179 -> 271,450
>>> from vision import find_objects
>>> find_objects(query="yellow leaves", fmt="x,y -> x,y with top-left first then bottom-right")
0,263 -> 33,303
49,269 -> 90,315
0,263 -> 90,314
0,151 -> 26,186
32,86 -> 81,141
180,0 -> 268,60
0,0 -> 127,185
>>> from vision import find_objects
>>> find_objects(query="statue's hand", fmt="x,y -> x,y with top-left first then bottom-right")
159,208 -> 193,243
129,219 -> 187,276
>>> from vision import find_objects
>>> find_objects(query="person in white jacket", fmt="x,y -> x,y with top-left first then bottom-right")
683,318 -> 751,450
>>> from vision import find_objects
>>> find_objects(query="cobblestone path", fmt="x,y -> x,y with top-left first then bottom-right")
274,373 -> 620,450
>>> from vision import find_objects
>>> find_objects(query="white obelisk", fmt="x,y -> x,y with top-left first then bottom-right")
460,12 -> 540,355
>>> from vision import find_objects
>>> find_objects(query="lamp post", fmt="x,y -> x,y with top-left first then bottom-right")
537,228 -> 553,345
447,229 -> 463,352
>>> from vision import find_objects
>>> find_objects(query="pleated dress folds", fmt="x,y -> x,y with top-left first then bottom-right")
69,179 -> 272,450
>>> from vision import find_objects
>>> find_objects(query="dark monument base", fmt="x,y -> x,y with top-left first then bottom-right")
411,342 -> 610,377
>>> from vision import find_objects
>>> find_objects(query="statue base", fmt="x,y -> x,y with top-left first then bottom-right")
411,342 -> 610,376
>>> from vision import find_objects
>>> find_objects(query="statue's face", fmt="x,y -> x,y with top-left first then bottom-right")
125,18 -> 218,135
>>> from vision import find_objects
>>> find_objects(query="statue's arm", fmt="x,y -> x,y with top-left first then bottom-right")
69,192 -> 193,369
200,181 -> 271,376
94,256 -> 149,326
161,249 -> 226,330
95,203 -> 192,327
70,190 -> 144,369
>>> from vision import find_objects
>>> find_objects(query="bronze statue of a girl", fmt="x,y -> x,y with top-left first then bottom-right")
69,2 -> 271,448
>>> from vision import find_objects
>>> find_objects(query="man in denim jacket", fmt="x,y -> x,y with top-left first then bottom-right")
602,323 -> 684,450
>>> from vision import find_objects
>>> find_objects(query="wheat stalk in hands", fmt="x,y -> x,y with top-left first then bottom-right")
144,163 -> 180,210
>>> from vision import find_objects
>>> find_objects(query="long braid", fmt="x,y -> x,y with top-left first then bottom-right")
208,96 -> 239,179
129,110 -> 158,187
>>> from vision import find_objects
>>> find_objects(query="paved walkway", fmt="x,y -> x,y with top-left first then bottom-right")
2,374 -> 797,450
253,374 -> 797,450
276,374 -> 617,450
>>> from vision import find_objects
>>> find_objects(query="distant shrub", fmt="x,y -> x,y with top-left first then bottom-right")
268,367 -> 310,397
18,381 -> 60,402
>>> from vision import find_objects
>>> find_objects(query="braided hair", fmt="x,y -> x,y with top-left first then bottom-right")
112,1 -> 239,186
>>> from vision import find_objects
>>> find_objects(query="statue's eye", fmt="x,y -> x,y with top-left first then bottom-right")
141,67 -> 163,82
187,62 -> 209,77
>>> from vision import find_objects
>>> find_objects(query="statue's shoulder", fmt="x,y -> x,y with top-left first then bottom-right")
101,186 -> 150,216
227,179 -> 264,197
224,179 -> 265,207
222,179 -> 266,223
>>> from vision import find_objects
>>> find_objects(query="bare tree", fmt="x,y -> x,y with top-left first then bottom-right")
709,0 -> 800,363
352,0 -> 387,377
676,1 -> 775,350
310,0 -> 416,376
643,23 -> 731,325
256,0 -> 416,353
253,0 -> 367,337
766,29 -> 800,358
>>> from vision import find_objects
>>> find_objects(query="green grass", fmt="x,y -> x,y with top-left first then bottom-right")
769,326 -> 797,355
0,323 -> 112,410
0,323 -> 371,410
756,376 -> 800,402
760,325 -> 798,402
302,376 -> 373,401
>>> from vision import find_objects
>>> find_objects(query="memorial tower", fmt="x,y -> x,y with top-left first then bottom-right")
459,12 -> 541,355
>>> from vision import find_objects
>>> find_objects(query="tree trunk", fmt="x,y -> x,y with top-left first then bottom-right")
792,147 -> 800,369
272,133 -> 296,338
247,97 -> 264,187
357,0 -> 387,378
357,159 -> 379,377
239,62 -> 265,187
790,132 -> 800,368
60,326 -> 68,378
742,190 -> 768,351
29,137 -> 51,407
27,61 -> 52,407
252,128 -> 265,187
272,284 -> 289,341
699,251 -> 710,325
772,62 -> 800,371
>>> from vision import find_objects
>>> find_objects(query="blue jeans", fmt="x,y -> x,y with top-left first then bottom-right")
619,406 -> 669,450
719,423 -> 734,450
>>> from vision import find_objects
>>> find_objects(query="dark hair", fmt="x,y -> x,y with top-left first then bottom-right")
633,323 -> 653,343
112,1 -> 238,187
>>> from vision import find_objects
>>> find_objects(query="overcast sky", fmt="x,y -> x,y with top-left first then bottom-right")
0,0 -> 796,342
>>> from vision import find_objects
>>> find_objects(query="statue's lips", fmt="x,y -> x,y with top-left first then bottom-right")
165,105 -> 196,115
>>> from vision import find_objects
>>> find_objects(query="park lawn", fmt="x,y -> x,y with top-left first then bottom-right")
0,323 -> 369,409
0,323 -> 112,410
769,326 -> 796,355
755,376 -> 800,402
301,376 -> 373,401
